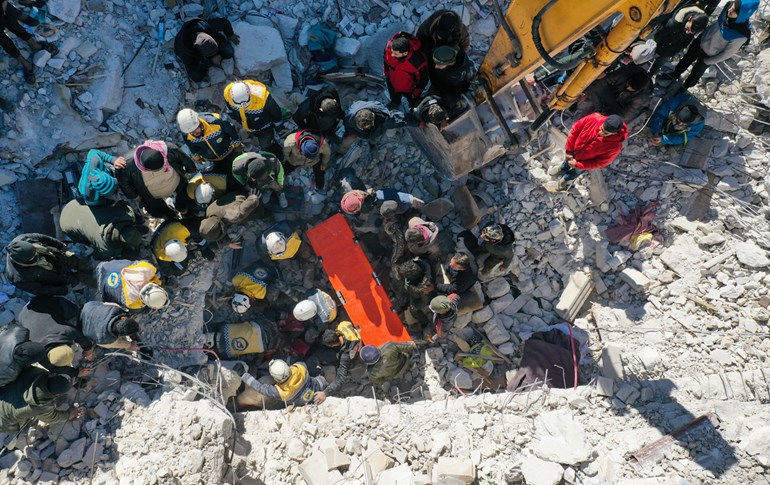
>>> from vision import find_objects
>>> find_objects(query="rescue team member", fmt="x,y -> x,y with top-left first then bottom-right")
292,288 -> 338,326
362,341 -> 417,387
177,108 -> 243,177
4,233 -> 81,296
150,218 -> 210,273
80,302 -> 141,351
203,318 -> 281,358
185,172 -> 229,206
0,368 -> 82,433
314,321 -> 362,403
230,262 -> 303,313
240,359 -> 327,406
261,222 -> 303,261
96,259 -> 168,311
223,80 -> 284,155
118,140 -> 198,220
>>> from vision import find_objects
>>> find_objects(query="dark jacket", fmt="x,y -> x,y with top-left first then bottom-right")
344,102 -> 406,140
0,368 -> 69,432
416,9 -> 471,52
231,151 -> 283,192
0,325 -> 33,387
507,329 -> 579,391
4,233 -> 76,296
428,50 -> 476,103
80,301 -> 125,347
368,342 -> 414,386
292,86 -> 343,137
60,199 -> 143,261
183,113 -> 242,165
173,18 -> 235,82
412,95 -> 449,126
653,6 -> 705,57
383,32 -> 429,98
324,338 -> 358,396
648,93 -> 705,145
436,263 -> 477,295
118,143 -> 197,209
18,296 -> 94,352
583,64 -> 651,120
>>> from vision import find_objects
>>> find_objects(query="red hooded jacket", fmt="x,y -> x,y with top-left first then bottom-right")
383,32 -> 429,97
565,113 -> 628,170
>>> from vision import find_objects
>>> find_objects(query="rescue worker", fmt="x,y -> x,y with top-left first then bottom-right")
428,294 -> 460,341
648,93 -> 706,146
80,301 -> 141,351
436,253 -> 478,297
410,95 -> 450,128
78,149 -> 121,207
18,296 -> 95,375
240,358 -> 327,406
292,288 -> 338,326
230,261 -> 301,313
174,17 -> 240,82
198,190 -> 262,242
383,32 -> 429,108
117,140 -> 198,220
668,0 -> 759,91
428,45 -> 477,108
314,321 -> 363,403
95,259 -> 168,311
648,5 -> 709,76
4,233 -> 80,296
177,108 -> 243,177
0,368 -> 82,433
459,222 -> 515,275
340,186 -> 424,218
576,64 -> 651,120
261,221 -> 304,262
0,0 -> 57,83
405,216 -> 441,260
291,85 -> 343,138
416,9 -> 470,53
223,80 -> 284,155
150,218 -> 209,273
60,198 -> 146,261
0,324 -> 49,387
361,341 -> 416,388
553,113 -> 628,185
344,101 -> 407,142
203,318 -> 281,358
185,171 -> 230,206
282,130 -> 331,190
231,151 -> 287,208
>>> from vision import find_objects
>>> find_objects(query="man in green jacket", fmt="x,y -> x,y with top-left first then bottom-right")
0,368 -> 82,432
361,341 -> 416,387
60,198 -> 146,260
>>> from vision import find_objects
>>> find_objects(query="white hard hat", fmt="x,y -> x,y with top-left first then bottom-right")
265,231 -> 287,256
269,359 -> 292,384
231,293 -> 251,314
230,82 -> 251,107
140,283 -> 168,309
164,239 -> 188,263
293,299 -> 318,321
177,108 -> 200,134
195,182 -> 215,204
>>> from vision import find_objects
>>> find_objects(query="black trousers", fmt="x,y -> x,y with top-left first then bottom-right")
671,37 -> 709,89
0,4 -> 32,58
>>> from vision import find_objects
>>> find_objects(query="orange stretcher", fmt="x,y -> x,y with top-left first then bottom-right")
306,214 -> 412,347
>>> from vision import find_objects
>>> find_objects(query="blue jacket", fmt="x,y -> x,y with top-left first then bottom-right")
648,94 -> 705,145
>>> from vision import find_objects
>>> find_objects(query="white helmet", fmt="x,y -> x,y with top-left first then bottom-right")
177,108 -> 200,134
140,283 -> 168,309
230,82 -> 251,107
164,239 -> 188,263
231,293 -> 251,314
195,182 -> 215,204
293,299 -> 318,321
265,231 -> 287,256
269,359 -> 292,383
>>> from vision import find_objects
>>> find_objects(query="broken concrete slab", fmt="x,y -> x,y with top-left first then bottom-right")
735,241 -> 770,268
433,457 -> 475,484
555,271 -> 594,321
48,0 -> 82,23
421,197 -> 455,221
233,22 -> 293,90
595,376 -> 616,397
532,410 -> 594,465
521,454 -> 564,485
378,464 -> 416,485
618,268 -> 650,292
600,344 -> 624,380
451,185 -> 482,229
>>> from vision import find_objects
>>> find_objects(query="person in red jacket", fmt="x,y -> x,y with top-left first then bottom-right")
383,32 -> 429,109
555,113 -> 628,185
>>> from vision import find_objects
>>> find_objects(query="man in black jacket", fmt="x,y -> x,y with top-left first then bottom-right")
314,321 -> 363,403
18,296 -> 95,376
459,222 -> 515,274
80,301 -> 140,351
436,253 -> 477,296
292,85 -> 343,138
0,0 -> 57,83
344,102 -> 406,142
174,17 -> 240,82
416,9 -> 471,53
4,233 -> 80,296
0,367 -> 81,432
428,46 -> 476,108
649,6 -> 708,76
575,64 -> 651,121
0,324 -> 48,387
117,141 -> 198,220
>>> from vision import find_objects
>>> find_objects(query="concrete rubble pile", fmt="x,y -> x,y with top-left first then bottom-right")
0,0 -> 769,484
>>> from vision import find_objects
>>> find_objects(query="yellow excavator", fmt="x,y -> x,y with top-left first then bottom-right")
409,0 -> 685,179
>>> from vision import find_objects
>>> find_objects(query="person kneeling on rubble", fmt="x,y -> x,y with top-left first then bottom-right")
203,318 -> 281,359
80,302 -> 142,351
261,222 -> 305,262
231,151 -> 288,209
405,216 -> 442,261
4,233 -> 83,296
458,222 -> 515,277
174,17 -> 239,83
60,198 -> 146,261
0,368 -> 82,433
341,184 -> 424,220
240,359 -> 326,407
344,101 -> 407,143
292,288 -> 338,327
648,93 -> 705,146
198,190 -> 262,242
361,342 -> 416,390
230,262 -> 302,315
96,259 -> 168,312
150,217 -> 213,275
314,321 -> 363,403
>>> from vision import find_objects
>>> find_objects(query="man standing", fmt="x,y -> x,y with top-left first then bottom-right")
648,93 -> 705,146
292,86 -> 343,138
554,113 -> 628,186
177,109 -> 242,184
648,5 -> 708,76
383,32 -> 429,108
416,9 -> 470,53
0,0 -> 57,83
223,80 -> 284,155
174,17 -> 240,82
428,46 -> 476,107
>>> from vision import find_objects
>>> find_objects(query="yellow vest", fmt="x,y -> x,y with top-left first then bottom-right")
270,232 -> 302,261
222,322 -> 265,357
152,222 -> 192,262
336,321 -> 361,342
232,273 -> 268,299
185,172 -> 229,201
275,364 -> 308,401
223,80 -> 270,132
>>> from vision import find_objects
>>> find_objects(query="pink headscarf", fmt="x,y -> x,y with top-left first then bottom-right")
134,140 -> 170,172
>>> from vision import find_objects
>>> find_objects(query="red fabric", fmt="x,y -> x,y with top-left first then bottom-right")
605,201 -> 660,244
383,32 -> 429,97
565,113 -> 628,170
